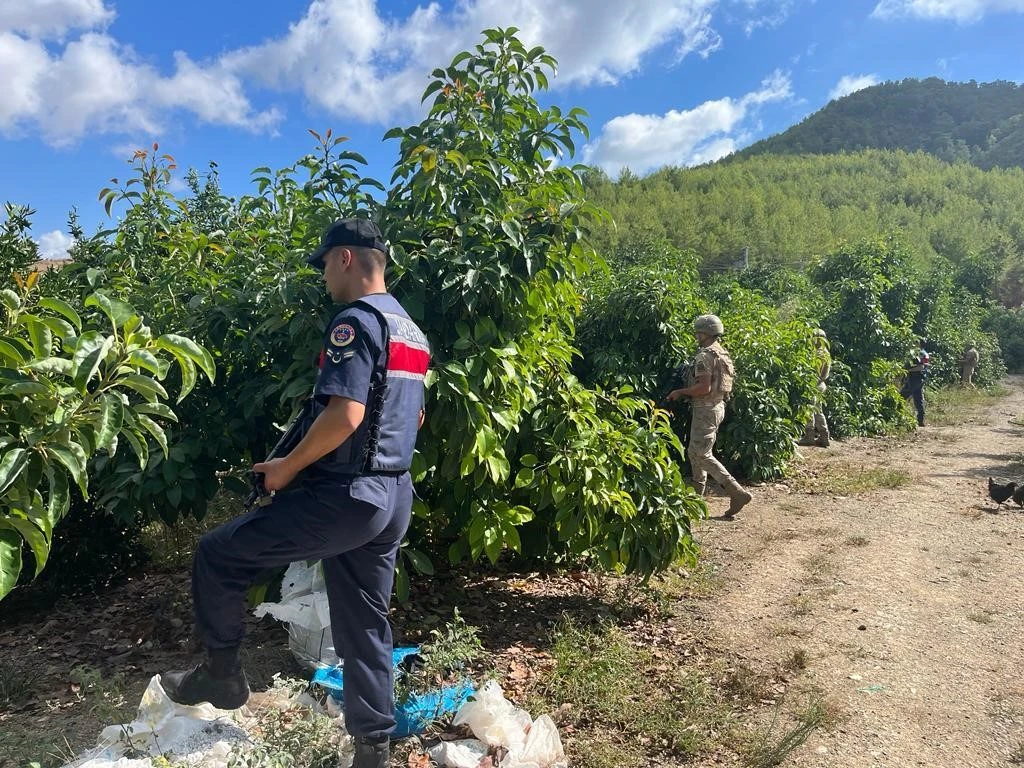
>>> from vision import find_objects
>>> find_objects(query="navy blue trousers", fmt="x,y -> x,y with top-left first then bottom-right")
191,472 -> 412,739
904,382 -> 925,426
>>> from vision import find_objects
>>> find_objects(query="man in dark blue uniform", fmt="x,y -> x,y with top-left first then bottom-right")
902,338 -> 929,427
162,218 -> 430,768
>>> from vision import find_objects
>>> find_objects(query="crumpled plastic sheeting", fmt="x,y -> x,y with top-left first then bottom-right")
428,739 -> 490,768
63,676 -> 247,768
61,676 -> 352,768
445,681 -> 568,768
254,560 -> 340,670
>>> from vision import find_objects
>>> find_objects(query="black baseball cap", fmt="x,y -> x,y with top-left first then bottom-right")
307,218 -> 388,268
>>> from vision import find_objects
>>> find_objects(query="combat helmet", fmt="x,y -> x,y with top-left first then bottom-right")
693,314 -> 724,336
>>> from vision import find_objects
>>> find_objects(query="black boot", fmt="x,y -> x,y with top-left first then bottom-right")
162,651 -> 249,710
352,736 -> 389,768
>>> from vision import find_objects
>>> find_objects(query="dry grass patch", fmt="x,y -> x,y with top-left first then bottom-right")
926,384 -> 1008,427
793,465 -> 912,496
521,618 -> 740,768
783,648 -> 809,673
798,554 -> 836,586
1010,742 -> 1024,764
844,535 -> 870,547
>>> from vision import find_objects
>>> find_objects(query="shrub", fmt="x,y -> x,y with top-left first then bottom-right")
984,306 -> 1024,373
0,263 -> 212,599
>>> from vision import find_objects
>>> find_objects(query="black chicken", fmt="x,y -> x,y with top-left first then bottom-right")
988,477 -> 1016,507
1012,484 -> 1024,509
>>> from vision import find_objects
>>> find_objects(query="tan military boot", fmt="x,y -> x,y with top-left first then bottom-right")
692,480 -> 706,497
723,484 -> 752,517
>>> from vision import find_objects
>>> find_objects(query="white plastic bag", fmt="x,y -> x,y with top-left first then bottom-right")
427,738 -> 490,768
452,681 -> 532,755
514,715 -> 567,768
254,561 -> 339,669
68,676 -> 245,768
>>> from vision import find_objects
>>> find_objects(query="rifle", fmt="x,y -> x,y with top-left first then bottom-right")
244,399 -> 314,512
657,364 -> 690,410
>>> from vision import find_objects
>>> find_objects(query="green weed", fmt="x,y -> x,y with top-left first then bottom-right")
743,698 -> 832,768
0,661 -> 38,706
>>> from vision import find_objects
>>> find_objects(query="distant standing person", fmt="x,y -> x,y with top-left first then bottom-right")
666,314 -> 752,518
902,338 -> 930,427
801,328 -> 832,447
960,342 -> 980,387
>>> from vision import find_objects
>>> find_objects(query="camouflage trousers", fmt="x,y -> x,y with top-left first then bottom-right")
803,409 -> 830,443
688,403 -> 744,494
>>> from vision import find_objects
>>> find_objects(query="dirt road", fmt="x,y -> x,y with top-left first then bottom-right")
696,380 -> 1024,766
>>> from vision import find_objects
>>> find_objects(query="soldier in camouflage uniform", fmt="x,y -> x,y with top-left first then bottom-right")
960,342 -> 979,388
666,314 -> 752,518
801,328 -> 832,447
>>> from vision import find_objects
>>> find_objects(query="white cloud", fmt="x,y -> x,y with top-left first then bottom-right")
733,0 -> 800,35
0,0 -> 792,144
0,0 -> 112,38
37,230 -> 75,260
584,70 -> 792,174
224,0 -> 725,123
872,0 -> 1024,22
0,30 -> 280,144
829,73 -> 880,100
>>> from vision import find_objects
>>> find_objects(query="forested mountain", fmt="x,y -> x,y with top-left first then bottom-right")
583,150 -> 1024,305
736,78 -> 1024,170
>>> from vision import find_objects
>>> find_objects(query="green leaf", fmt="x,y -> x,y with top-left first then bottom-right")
39,315 -> 76,342
71,331 -> 114,393
0,289 -> 20,312
46,468 -> 70,522
0,448 -> 28,494
85,292 -> 135,329
38,297 -> 82,332
24,357 -> 73,376
0,528 -> 23,600
404,547 -> 435,576
0,380 -> 49,397
22,316 -> 53,358
169,353 -> 197,402
133,402 -> 178,422
48,443 -> 88,496
156,334 -> 216,383
0,339 -> 25,365
118,374 -> 168,402
136,413 -> 169,457
1,517 -> 48,577
94,393 -> 124,450
120,428 -> 149,470
127,349 -> 169,379
513,466 -> 535,489
394,560 -> 410,604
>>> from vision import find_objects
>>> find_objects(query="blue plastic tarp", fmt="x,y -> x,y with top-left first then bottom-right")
311,647 -> 475,738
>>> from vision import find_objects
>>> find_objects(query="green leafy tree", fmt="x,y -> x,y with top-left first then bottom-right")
382,28 -> 702,575
1,205 -> 41,277
810,237 -> 917,435
0,274 -> 213,599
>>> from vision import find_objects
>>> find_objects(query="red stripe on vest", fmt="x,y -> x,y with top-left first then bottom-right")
388,341 -> 429,374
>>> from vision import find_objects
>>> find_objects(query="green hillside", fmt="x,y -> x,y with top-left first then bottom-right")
584,150 -> 1024,284
737,78 -> 1024,169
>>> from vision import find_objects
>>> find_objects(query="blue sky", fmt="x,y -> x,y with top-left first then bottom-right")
3,0 -> 1024,258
